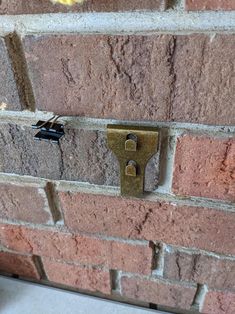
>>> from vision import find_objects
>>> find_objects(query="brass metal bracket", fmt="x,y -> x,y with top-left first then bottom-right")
107,124 -> 159,198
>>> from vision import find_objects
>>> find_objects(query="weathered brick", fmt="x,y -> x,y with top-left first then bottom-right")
23,34 -> 235,125
164,249 -> 235,290
0,38 -> 21,111
0,223 -> 153,275
0,123 -> 158,191
43,258 -> 111,295
186,0 -> 235,11
0,182 -> 53,224
121,276 -> 196,310
0,251 -> 40,279
109,241 -> 153,275
0,0 -> 165,14
59,191 -> 235,255
169,34 -> 235,125
172,135 -> 235,202
23,34 -> 172,121
0,123 -> 61,180
202,290 -> 235,314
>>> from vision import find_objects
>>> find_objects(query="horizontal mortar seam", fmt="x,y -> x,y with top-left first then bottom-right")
1,218 -> 235,259
0,245 -> 33,256
40,256 -> 112,271
119,271 -> 198,288
0,172 -> 234,212
0,111 -> 235,136
164,244 -> 235,261
0,218 -> 150,245
0,11 -> 235,35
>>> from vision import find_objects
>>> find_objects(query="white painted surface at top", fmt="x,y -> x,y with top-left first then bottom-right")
0,276 -> 171,314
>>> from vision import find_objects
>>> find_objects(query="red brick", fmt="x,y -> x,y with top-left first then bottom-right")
164,249 -> 235,290
121,276 -> 196,310
0,124 -> 158,191
173,135 -> 235,202
170,34 -> 235,125
0,251 -> 40,279
43,258 -> 111,295
0,183 -> 53,224
0,38 -> 21,110
0,0 -> 165,14
186,0 -> 235,11
23,34 -> 235,125
23,34 -> 172,121
59,191 -> 235,255
0,223 -> 153,275
109,241 -> 153,275
202,290 -> 235,314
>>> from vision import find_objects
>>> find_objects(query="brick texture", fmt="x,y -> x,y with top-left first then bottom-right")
43,258 -> 111,295
0,0 -> 165,14
58,191 -> 235,255
186,0 -> 235,11
173,135 -> 235,202
164,249 -> 235,290
23,34 -> 235,125
169,35 -> 235,125
121,276 -> 196,310
0,183 -> 53,224
0,223 -> 153,275
0,38 -> 21,111
0,0 -> 234,310
202,290 -> 235,314
0,251 -> 40,279
0,123 -> 158,191
23,34 -> 172,121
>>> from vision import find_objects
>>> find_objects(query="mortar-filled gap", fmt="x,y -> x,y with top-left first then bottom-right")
5,32 -> 35,111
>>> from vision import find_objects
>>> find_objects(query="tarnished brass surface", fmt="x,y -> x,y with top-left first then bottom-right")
107,125 -> 159,198
125,160 -> 137,177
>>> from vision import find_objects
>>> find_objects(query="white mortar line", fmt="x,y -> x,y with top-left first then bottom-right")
145,192 -> 235,213
0,11 -> 235,36
2,211 -> 235,260
0,174 -> 46,187
0,245 -> 34,257
0,111 -> 235,136
157,129 -> 180,195
120,271 -> 197,288
0,172 -> 234,212
165,243 -> 235,260
0,215 -> 149,246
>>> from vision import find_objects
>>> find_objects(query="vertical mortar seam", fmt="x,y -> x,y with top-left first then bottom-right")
44,182 -> 64,225
33,255 -> 48,280
157,129 -> 180,194
5,32 -> 35,111
191,284 -> 208,312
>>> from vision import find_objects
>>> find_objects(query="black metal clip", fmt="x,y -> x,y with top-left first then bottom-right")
32,116 -> 65,143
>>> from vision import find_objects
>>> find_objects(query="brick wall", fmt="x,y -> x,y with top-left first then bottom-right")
0,1 -> 235,314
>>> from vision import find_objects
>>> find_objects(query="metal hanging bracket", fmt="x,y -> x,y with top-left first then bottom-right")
107,124 -> 159,198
